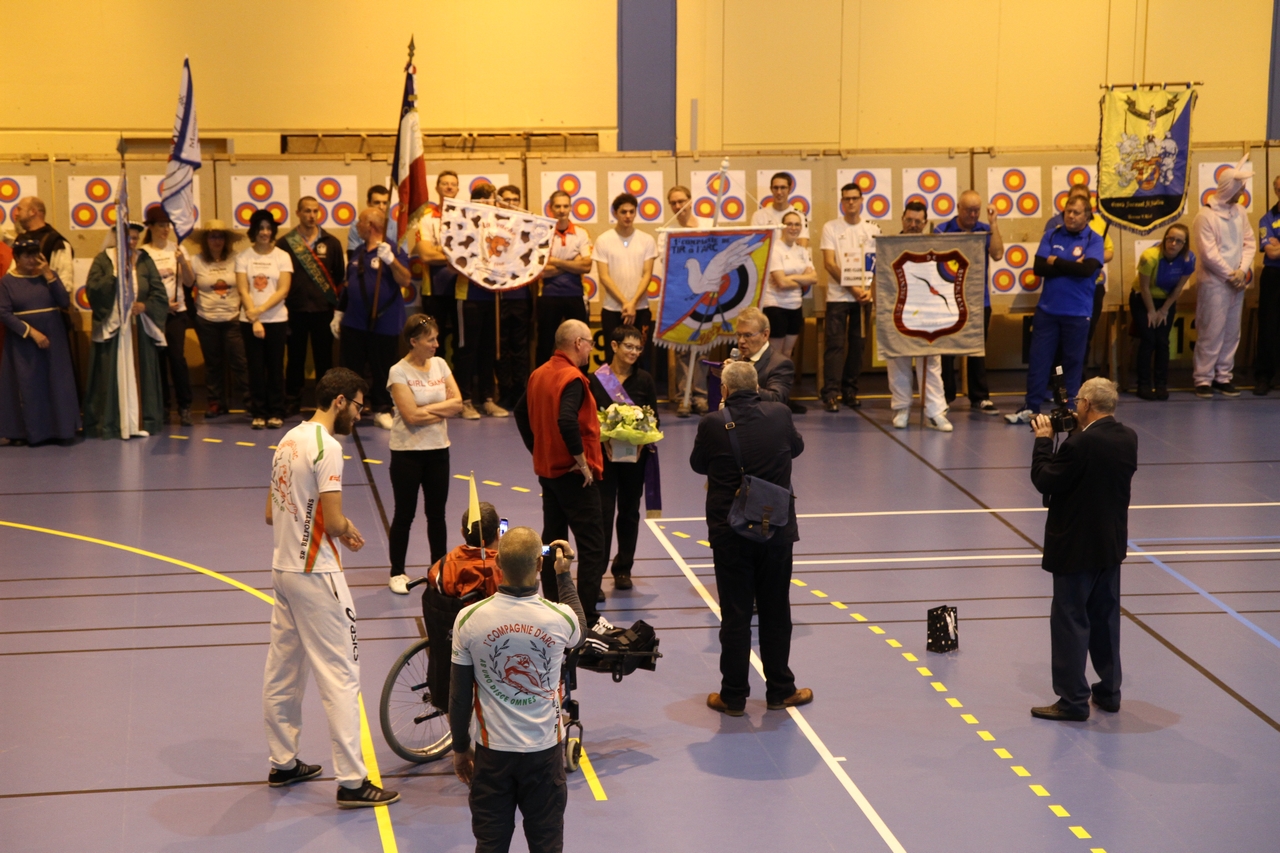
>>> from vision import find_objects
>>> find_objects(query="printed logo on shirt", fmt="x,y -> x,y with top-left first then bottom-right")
212,279 -> 230,298
253,274 -> 269,292
479,622 -> 562,705
1072,246 -> 1083,258
271,440 -> 300,519
316,244 -> 327,257
327,474 -> 341,484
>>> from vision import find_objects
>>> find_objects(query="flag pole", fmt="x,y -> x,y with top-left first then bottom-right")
376,38 -> 416,335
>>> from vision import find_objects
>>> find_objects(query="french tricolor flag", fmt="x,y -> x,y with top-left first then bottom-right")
392,42 -> 429,250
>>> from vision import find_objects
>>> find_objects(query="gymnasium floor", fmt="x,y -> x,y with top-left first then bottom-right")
3,383 -> 1279,853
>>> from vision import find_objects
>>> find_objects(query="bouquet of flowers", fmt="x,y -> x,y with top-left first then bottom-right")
598,403 -> 664,463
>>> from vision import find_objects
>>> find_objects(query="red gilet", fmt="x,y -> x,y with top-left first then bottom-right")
527,351 -> 604,480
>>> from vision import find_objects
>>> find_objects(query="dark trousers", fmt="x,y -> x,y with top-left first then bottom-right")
712,533 -> 797,708
423,291 -> 457,365
1085,282 -> 1106,351
1129,291 -> 1173,390
470,743 -> 566,853
1024,308 -> 1089,413
193,316 -> 247,409
241,321 -> 287,419
388,447 -> 450,575
599,452 -> 646,577
285,310 -> 334,403
600,308 -> 654,370
537,472 -> 606,626
160,312 -> 193,411
822,301 -> 867,402
455,300 -> 497,407
1255,268 -> 1280,382
497,297 -> 531,407
942,306 -> 992,404
340,326 -> 398,412
1050,563 -> 1121,715
536,296 -> 588,365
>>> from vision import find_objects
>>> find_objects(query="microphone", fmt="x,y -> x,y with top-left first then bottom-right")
729,347 -> 740,360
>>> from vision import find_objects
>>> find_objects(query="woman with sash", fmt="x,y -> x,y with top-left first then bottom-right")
589,324 -> 660,592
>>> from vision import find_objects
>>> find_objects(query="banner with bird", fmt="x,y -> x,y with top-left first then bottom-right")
873,233 -> 987,358
1097,87 -> 1196,234
652,226 -> 774,351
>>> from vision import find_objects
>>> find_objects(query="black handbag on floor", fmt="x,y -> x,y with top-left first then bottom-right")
927,605 -> 958,653
724,421 -> 793,542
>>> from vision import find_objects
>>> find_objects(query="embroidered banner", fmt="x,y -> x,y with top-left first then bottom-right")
1097,88 -> 1196,234
652,227 -> 773,352
439,199 -> 555,290
873,233 -> 987,358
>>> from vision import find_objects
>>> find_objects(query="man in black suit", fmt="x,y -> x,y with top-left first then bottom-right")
691,361 -> 811,716
1029,377 -> 1138,721
726,307 -> 797,409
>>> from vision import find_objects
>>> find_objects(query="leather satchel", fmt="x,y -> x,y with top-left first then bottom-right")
724,421 -> 793,542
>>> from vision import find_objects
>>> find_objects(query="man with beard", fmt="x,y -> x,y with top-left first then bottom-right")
261,367 -> 399,808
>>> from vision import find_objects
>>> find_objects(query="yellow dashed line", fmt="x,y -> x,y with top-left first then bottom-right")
993,748 -> 1011,759
454,474 -> 471,480
1011,766 -> 1031,777
930,682 -> 947,692
885,638 -> 901,647
268,445 -> 278,449
169,434 -> 189,440
237,441 -> 256,447
977,730 -> 995,741
868,626 -> 885,634
1049,805 -> 1071,817
202,438 -> 222,443
851,612 -> 867,621
1029,785 -> 1050,796
831,601 -> 848,609
344,454 -> 351,459
482,480 -> 502,486
901,652 -> 917,661
811,589 -> 828,598
672,531 -> 691,539
961,714 -> 979,725
791,579 -> 807,587
1069,826 -> 1092,839
512,486 -> 531,492
916,666 -> 933,676
363,458 -> 382,464
946,697 -> 963,708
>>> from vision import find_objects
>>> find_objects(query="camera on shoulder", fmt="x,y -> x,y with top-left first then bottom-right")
1046,365 -> 1077,433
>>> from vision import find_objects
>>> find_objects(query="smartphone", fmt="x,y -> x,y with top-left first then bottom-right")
499,518 -> 508,537
541,545 -> 551,556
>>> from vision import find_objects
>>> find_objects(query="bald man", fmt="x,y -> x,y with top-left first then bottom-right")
513,320 -> 609,629
933,189 -> 1004,413
9,197 -> 73,290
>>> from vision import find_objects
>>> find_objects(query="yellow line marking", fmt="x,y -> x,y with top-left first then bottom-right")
961,714 -> 979,724
993,748 -> 1011,759
811,589 -> 828,598
578,748 -> 608,801
268,445 -> 278,449
237,441 -> 256,447
916,666 -> 933,676
1011,766 -> 1031,777
1049,805 -> 1071,817
869,626 -> 885,634
454,474 -> 471,480
930,682 -> 947,692
344,454 -> 352,459
851,613 -> 867,621
977,730 -> 995,741
946,698 -> 963,708
169,434 -> 189,439
672,531 -> 690,538
202,438 -> 223,443
0,520 -> 399,853
363,458 -> 383,464
902,652 -> 917,661
358,693 -> 400,851
1090,849 -> 1107,853
511,486 -> 531,492
1030,784 -> 1050,796
1069,826 -> 1092,839
791,579 -> 808,587
885,638 -> 901,647
831,601 -> 848,609
696,539 -> 711,547
482,480 -> 501,486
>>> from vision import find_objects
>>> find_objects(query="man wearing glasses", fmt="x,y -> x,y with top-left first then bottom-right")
751,171 -> 810,247
513,320 -> 611,631
724,306 -> 794,406
820,183 -> 879,412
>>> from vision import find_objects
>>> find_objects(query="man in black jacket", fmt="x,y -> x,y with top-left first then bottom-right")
725,307 -> 796,409
1029,377 -> 1137,721
691,361 -> 811,716
280,196 -> 345,413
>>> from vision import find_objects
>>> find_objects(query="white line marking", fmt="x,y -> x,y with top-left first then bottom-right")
655,500 -> 1280,523
682,547 -> 1280,570
645,518 -> 909,853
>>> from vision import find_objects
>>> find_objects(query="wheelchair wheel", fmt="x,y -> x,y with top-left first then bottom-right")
564,737 -> 582,773
379,637 -> 452,763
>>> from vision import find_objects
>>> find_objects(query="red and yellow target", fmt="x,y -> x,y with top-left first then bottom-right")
557,174 -> 581,196
1019,269 -> 1041,291
905,193 -> 927,210
248,178 -> 274,202
638,197 -> 662,221
572,198 -> 595,221
329,202 -> 355,226
931,193 -> 954,218
1199,189 -> 1214,207
720,196 -> 744,220
992,269 -> 1016,292
0,178 -> 20,203
1213,164 -> 1231,184
583,275 -> 598,301
71,203 -> 98,228
1016,193 -> 1040,216
1005,245 -> 1028,267
470,176 -> 492,193
865,194 -> 890,218
1002,170 -> 1027,193
917,170 -> 942,193
788,196 -> 810,216
313,205 -> 329,225
1066,168 -> 1091,188
409,258 -> 426,279
102,205 -> 117,227
624,173 -> 648,196
1240,190 -> 1252,207
1054,191 -> 1070,212
694,197 -> 717,218
424,201 -> 439,217
853,171 -> 877,193
234,203 -> 257,227
266,202 -> 289,223
75,286 -> 92,310
705,173 -> 728,196
401,282 -> 419,304
316,177 -> 342,202
85,178 -> 113,203
645,274 -> 661,298
991,193 -> 1013,216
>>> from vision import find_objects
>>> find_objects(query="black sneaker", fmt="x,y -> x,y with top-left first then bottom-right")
336,778 -> 399,808
822,397 -> 840,413
613,574 -> 633,590
1194,385 -> 1213,399
1252,378 -> 1270,396
1212,381 -> 1241,397
268,760 -> 322,787
179,407 -> 193,426
1136,387 -> 1157,401
843,396 -> 861,409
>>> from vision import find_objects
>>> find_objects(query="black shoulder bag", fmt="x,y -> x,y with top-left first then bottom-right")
724,420 -> 793,542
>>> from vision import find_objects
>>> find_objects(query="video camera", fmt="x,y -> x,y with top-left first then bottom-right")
1046,366 -> 1077,434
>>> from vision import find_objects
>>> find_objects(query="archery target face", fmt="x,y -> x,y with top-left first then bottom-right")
540,171 -> 597,223
230,175 -> 290,228
67,175 -> 121,231
1051,165 -> 1098,213
0,175 -> 37,228
902,167 -> 957,223
689,170 -> 747,222
139,174 -> 203,230
987,242 -> 1041,299
755,169 -> 812,217
608,171 -> 665,224
835,167 -> 894,222
1198,162 -> 1254,212
987,167 -> 1042,219
300,175 -> 359,228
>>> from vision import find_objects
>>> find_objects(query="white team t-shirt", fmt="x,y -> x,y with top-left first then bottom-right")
190,255 -> 240,322
452,591 -> 583,752
761,240 -> 812,310
820,218 -> 880,303
751,204 -> 810,240
593,228 -> 658,312
235,246 -> 294,323
144,244 -> 186,313
270,421 -> 345,573
387,356 -> 452,451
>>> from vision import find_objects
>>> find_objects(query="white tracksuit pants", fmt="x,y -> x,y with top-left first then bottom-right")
1193,276 -> 1246,386
886,355 -> 946,418
263,569 -> 367,786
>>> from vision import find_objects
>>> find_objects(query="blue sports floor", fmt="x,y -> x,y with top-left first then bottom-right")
3,384 -> 1279,852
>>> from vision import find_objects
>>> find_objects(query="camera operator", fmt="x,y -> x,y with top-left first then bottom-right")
1028,377 -> 1137,722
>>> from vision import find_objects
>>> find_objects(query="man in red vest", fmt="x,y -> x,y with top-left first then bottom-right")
513,319 -> 610,631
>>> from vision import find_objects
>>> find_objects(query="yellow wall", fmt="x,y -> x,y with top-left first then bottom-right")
678,0 -> 1273,150
1,0 -> 617,155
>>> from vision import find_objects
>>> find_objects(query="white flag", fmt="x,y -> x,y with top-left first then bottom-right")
161,57 -> 201,240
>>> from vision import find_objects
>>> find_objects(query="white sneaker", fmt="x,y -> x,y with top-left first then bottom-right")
483,400 -> 510,418
388,575 -> 409,595
926,414 -> 953,432
1004,408 -> 1034,425
461,402 -> 481,420
592,615 -> 615,634
374,411 -> 394,430
892,410 -> 909,429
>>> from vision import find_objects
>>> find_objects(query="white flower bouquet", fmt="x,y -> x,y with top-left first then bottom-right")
598,403 -> 664,463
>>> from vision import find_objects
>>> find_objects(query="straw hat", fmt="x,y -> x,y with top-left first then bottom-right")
191,218 -> 242,243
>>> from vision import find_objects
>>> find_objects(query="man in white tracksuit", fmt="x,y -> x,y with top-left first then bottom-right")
261,367 -> 398,808
1192,159 -> 1257,397
886,200 -> 951,431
